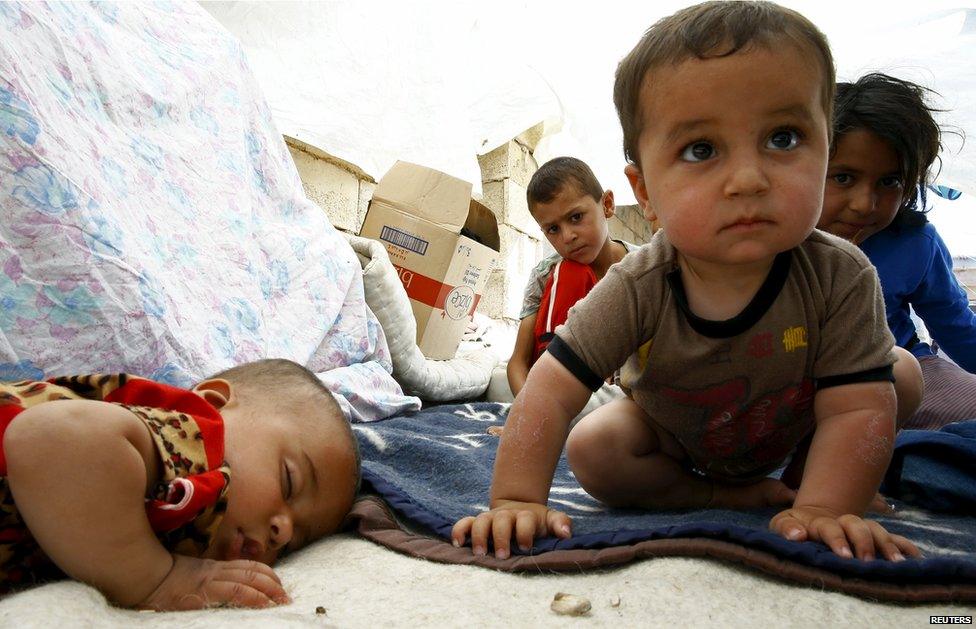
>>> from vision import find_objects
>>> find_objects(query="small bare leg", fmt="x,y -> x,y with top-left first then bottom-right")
892,346 -> 922,425
709,478 -> 796,509
566,400 -> 793,510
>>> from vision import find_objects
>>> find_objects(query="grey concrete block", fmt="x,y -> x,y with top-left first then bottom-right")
477,139 -> 538,188
481,179 -> 538,236
481,267 -> 528,322
480,225 -> 545,321
515,122 -> 547,153
607,217 -> 636,247
357,180 -> 376,233
288,145 -> 363,232
480,269 -> 508,321
614,204 -> 640,235
497,224 -> 542,276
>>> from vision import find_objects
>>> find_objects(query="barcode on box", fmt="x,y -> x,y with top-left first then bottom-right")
380,226 -> 428,255
930,617 -> 973,624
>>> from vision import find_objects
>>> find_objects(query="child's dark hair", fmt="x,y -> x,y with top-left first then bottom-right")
614,0 -> 834,166
208,358 -> 362,496
832,73 -> 945,230
527,156 -> 604,211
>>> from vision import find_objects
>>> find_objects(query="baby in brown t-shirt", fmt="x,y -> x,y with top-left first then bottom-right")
453,1 -> 922,564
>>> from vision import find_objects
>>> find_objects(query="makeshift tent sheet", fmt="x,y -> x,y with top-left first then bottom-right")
0,1 -> 419,421
352,403 -> 976,603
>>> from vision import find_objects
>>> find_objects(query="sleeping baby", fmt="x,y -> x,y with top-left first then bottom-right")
0,358 -> 359,610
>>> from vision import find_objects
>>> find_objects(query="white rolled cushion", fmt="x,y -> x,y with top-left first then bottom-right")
343,234 -> 497,401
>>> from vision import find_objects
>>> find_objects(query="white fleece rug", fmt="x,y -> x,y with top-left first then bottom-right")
2,534 -> 972,627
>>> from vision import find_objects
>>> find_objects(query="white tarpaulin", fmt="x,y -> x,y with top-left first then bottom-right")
202,1 -> 976,253
0,1 -> 421,421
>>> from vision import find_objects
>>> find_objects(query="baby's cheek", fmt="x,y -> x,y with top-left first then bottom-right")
797,172 -> 825,201
788,179 -> 825,232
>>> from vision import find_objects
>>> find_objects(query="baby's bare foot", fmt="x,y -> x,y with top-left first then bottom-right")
710,478 -> 795,509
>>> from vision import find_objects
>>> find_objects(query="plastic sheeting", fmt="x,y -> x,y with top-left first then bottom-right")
202,1 -> 976,203
0,1 -> 420,421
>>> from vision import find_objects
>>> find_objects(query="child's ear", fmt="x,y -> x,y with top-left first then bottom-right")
193,378 -> 232,409
624,164 -> 657,223
601,190 -> 616,218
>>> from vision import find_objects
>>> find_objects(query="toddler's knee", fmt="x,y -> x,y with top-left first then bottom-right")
565,421 -> 603,474
565,422 -> 627,504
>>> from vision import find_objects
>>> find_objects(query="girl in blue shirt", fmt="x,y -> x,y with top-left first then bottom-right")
817,73 -> 976,429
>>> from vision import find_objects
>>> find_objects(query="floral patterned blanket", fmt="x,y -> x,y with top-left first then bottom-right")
0,1 -> 419,421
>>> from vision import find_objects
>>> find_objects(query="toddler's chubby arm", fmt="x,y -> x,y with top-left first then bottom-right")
452,353 -> 591,558
769,381 -> 920,561
4,400 -> 289,609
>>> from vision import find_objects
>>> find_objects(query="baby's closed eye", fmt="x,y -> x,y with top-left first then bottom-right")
280,461 -> 294,499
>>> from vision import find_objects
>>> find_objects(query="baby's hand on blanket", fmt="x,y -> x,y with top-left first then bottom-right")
769,506 -> 921,562
139,554 -> 291,611
451,501 -> 572,560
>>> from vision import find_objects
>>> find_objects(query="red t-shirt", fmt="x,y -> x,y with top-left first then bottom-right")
0,375 -> 230,586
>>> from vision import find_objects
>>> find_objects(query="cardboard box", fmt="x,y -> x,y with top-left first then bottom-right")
359,161 -> 500,360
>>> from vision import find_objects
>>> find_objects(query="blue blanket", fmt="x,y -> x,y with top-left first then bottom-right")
354,403 -> 976,592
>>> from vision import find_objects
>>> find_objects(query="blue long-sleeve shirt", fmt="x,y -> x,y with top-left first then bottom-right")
861,222 -> 976,373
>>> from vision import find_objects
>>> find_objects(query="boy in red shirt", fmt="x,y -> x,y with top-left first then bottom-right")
506,157 -> 636,399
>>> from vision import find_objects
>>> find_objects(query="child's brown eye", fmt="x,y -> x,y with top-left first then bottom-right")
880,176 -> 903,189
681,141 -> 714,162
767,129 -> 800,151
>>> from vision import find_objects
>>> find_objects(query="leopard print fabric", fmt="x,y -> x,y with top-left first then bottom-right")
0,375 -> 230,587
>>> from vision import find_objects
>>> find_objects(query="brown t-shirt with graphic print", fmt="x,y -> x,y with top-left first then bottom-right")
550,229 -> 896,482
